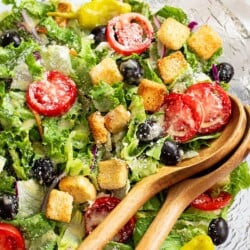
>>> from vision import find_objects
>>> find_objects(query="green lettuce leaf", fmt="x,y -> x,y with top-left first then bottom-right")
90,82 -> 126,113
156,5 -> 189,25
57,209 -> 85,250
0,39 -> 40,79
16,179 -> 46,218
14,213 -> 58,250
40,17 -> 81,52
0,170 -> 16,194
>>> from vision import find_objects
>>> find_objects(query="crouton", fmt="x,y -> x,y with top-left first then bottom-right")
98,159 -> 128,190
88,112 -> 109,145
59,175 -> 96,203
157,17 -> 190,50
89,58 -> 123,85
54,2 -> 72,27
46,189 -> 73,223
157,51 -> 188,84
138,79 -> 167,112
188,25 -> 222,60
104,105 -> 131,134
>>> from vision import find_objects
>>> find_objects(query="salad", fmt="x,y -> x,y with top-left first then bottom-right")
0,0 -> 249,249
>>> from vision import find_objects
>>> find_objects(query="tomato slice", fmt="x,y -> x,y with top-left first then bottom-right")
185,82 -> 231,134
0,223 -> 25,250
163,93 -> 203,142
106,13 -> 153,55
84,196 -> 136,243
26,71 -> 77,116
191,191 -> 232,211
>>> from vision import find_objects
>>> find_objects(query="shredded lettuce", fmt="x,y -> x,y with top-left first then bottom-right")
90,82 -> 126,112
40,17 -> 81,52
156,5 -> 189,25
16,179 -> 46,218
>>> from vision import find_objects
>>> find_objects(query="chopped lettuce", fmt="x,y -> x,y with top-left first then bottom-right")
15,213 -> 58,250
0,170 -> 15,194
0,39 -> 40,79
40,17 -> 81,52
16,179 -> 46,218
90,82 -> 126,112
156,5 -> 189,25
57,209 -> 85,250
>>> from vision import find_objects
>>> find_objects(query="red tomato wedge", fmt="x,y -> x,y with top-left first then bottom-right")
0,223 -> 25,250
84,196 -> 136,243
26,71 -> 77,116
185,82 -> 231,134
163,93 -> 203,142
106,13 -> 153,55
191,191 -> 232,211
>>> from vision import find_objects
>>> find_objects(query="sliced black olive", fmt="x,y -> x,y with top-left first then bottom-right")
160,140 -> 181,165
136,120 -> 162,142
210,63 -> 234,83
91,25 -> 107,44
119,59 -> 144,84
31,157 -> 57,186
0,194 -> 18,220
208,217 -> 229,245
0,31 -> 21,47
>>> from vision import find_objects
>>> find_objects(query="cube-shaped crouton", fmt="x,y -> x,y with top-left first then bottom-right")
59,175 -> 96,203
157,17 -> 190,50
157,51 -> 188,84
138,79 -> 167,112
88,112 -> 109,145
98,159 -> 128,190
104,105 -> 131,134
188,25 -> 222,60
89,58 -> 123,85
46,189 -> 73,223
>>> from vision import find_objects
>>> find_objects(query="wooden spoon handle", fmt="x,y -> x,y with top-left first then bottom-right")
135,105 -> 250,250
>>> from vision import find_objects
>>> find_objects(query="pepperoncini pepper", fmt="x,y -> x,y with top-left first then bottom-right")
180,235 -> 215,250
48,0 -> 131,29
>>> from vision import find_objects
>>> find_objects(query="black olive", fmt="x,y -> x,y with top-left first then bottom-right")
208,217 -> 229,245
31,157 -> 57,186
0,31 -> 21,47
91,25 -> 107,44
136,120 -> 162,142
160,140 -> 181,165
0,194 -> 18,220
119,59 -> 144,84
211,63 -> 234,83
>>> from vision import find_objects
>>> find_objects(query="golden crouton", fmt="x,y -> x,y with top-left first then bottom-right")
98,159 -> 128,190
188,25 -> 222,60
46,189 -> 73,223
104,105 -> 131,134
157,17 -> 190,50
54,2 -> 72,27
157,51 -> 188,84
138,79 -> 167,112
59,175 -> 96,203
88,112 -> 109,145
89,58 -> 123,85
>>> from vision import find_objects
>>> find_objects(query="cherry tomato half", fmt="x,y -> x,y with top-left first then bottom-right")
163,93 -> 203,142
185,82 -> 231,134
0,223 -> 25,250
106,13 -> 154,55
191,191 -> 232,211
84,196 -> 136,243
26,71 -> 77,116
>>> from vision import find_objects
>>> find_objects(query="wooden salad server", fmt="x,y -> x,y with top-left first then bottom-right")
78,95 -> 247,250
136,105 -> 250,250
